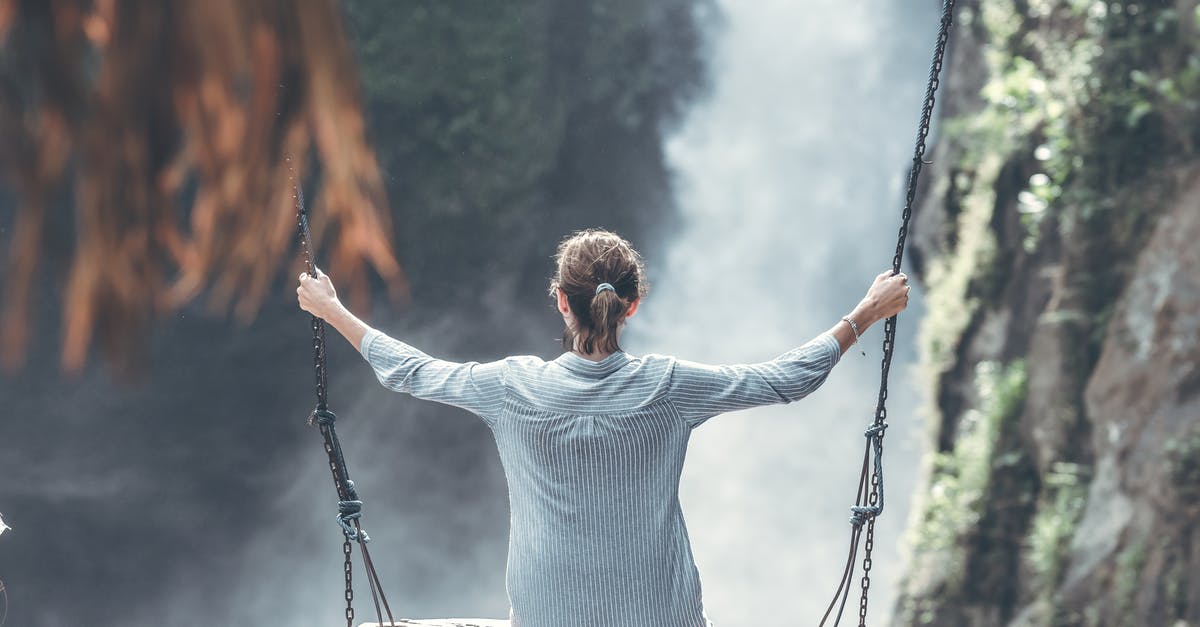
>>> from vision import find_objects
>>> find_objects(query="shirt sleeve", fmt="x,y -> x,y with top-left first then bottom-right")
667,332 -> 842,429
359,328 -> 508,426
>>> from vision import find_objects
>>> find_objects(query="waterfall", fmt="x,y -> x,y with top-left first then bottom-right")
626,0 -> 940,622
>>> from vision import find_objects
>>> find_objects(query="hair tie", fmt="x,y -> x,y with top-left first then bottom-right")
595,282 -> 615,296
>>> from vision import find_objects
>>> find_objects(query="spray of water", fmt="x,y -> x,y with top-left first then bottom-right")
625,0 -> 939,623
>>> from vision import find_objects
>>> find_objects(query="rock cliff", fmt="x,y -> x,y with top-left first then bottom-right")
896,1 -> 1200,625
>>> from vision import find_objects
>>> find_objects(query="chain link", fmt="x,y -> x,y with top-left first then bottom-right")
821,2 -> 956,625
292,162 -> 393,626
858,1 -> 956,622
344,539 -> 355,627
857,466 -> 881,626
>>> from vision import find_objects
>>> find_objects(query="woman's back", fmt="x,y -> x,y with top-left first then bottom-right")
360,328 -> 841,627
499,350 -> 704,627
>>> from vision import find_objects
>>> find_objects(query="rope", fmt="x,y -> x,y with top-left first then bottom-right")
819,1 -> 956,625
291,157 -> 395,627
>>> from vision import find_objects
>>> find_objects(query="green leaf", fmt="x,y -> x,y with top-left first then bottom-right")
1125,100 -> 1153,127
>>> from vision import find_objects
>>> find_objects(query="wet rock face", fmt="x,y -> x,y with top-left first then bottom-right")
894,0 -> 1200,625
1068,176 -> 1200,623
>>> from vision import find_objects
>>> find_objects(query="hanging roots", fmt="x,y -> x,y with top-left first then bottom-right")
0,0 -> 408,375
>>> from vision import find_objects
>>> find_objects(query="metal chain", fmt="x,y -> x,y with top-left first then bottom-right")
820,1 -> 956,625
314,309 -> 329,411
344,539 -> 355,627
858,465 -> 880,626
295,174 -> 330,413
291,158 -> 393,627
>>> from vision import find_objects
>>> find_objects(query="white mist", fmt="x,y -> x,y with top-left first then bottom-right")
626,0 -> 940,623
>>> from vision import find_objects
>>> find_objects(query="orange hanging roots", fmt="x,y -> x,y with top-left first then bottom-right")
0,0 -> 408,375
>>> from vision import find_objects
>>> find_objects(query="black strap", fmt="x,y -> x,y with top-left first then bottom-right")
292,159 -> 395,627
819,1 -> 956,625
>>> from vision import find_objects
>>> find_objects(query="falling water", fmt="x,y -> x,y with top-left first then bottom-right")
626,0 -> 940,623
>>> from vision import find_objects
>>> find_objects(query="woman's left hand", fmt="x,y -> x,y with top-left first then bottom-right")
296,267 -> 340,319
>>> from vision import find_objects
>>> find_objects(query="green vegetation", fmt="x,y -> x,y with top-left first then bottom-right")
905,2 -> 1200,621
910,360 -> 1028,587
1025,461 -> 1088,611
1166,427 -> 1200,500
347,3 -> 558,220
1112,534 -> 1148,623
1165,541 -> 1188,621
900,359 -> 1030,625
948,0 -> 1199,255
341,0 -> 710,306
917,155 -> 1001,377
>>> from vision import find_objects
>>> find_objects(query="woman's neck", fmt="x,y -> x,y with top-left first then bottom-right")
570,326 -> 623,361
573,348 -> 614,361
571,338 -> 617,361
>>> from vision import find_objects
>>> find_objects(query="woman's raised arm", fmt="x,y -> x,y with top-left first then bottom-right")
296,268 -> 507,424
668,269 -> 911,428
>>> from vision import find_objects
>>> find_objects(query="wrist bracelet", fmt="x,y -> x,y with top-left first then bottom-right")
841,316 -> 866,356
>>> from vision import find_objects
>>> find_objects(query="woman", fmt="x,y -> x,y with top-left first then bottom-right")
296,228 -> 910,627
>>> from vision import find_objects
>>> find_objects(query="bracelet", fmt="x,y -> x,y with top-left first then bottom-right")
841,316 -> 866,356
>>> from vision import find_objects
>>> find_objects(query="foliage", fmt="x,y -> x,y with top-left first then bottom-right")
345,2 -> 558,220
1165,427 -> 1200,501
904,0 -> 1200,622
342,0 -> 712,313
1112,534 -> 1148,623
945,0 -> 1199,256
916,154 -> 1001,378
910,360 -> 1028,590
1025,462 -> 1088,604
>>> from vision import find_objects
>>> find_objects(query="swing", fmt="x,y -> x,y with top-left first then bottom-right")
294,2 -> 956,625
818,1 -> 957,625
358,621 -> 509,627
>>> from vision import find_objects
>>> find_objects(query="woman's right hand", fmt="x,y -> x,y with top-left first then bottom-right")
860,269 -> 910,322
296,267 -> 341,320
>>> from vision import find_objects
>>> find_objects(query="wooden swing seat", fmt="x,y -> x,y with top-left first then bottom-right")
355,614 -> 506,619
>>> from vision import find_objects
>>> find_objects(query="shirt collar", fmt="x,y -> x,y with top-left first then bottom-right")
553,350 -> 633,378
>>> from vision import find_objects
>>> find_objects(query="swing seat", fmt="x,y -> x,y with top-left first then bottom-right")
355,614 -> 506,619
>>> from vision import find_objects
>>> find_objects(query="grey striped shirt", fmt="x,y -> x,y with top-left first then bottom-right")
360,329 -> 842,627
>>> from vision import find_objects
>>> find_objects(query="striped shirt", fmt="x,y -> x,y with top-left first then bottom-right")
359,328 -> 842,627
